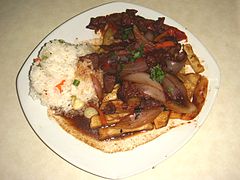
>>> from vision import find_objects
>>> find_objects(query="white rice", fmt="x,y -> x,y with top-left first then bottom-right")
29,39 -> 99,112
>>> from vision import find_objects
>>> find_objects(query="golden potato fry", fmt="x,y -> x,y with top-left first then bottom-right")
99,123 -> 154,140
183,73 -> 201,100
121,123 -> 154,133
177,73 -> 186,82
90,112 -> 129,129
154,111 -> 170,129
100,99 -> 127,114
102,84 -> 120,102
182,75 -> 208,120
181,112 -> 198,120
179,65 -> 186,74
192,75 -> 208,110
169,111 -> 182,119
99,128 -> 121,140
184,44 -> 204,73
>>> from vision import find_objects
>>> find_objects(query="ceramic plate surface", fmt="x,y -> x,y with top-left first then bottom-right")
16,2 -> 220,179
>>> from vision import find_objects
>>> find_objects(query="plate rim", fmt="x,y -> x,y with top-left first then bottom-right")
16,1 -> 221,179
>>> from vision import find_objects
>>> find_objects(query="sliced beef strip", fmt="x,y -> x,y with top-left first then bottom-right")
103,74 -> 116,93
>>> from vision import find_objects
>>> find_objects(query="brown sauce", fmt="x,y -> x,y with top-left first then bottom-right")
61,114 -> 147,141
64,115 -> 99,139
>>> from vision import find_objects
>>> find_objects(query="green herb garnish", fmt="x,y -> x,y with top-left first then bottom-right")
73,79 -> 80,86
167,87 -> 174,94
133,51 -> 141,59
129,44 -> 144,62
122,27 -> 133,40
150,64 -> 165,83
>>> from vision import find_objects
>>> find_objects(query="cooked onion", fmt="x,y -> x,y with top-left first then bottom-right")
164,73 -> 187,97
120,59 -> 148,76
135,83 -> 166,103
162,73 -> 196,113
90,74 -> 103,101
162,76 -> 180,101
122,72 -> 163,91
165,101 -> 196,114
115,108 -> 162,129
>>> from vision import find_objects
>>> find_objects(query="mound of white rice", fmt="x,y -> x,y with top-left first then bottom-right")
29,39 -> 100,112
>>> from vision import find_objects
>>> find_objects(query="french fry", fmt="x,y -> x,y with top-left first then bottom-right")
169,111 -> 182,119
102,84 -> 120,102
182,73 -> 201,100
177,73 -> 186,82
181,112 -> 198,120
154,111 -> 170,129
99,123 -> 154,140
182,75 -> 208,120
184,44 -> 204,73
90,112 -> 129,129
100,99 -> 127,114
192,75 -> 208,110
121,123 -> 154,133
179,65 -> 186,74
99,128 -> 121,140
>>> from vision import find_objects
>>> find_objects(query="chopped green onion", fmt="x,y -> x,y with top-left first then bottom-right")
150,64 -> 165,83
128,44 -> 144,62
133,51 -> 141,59
167,87 -> 174,94
73,79 -> 80,86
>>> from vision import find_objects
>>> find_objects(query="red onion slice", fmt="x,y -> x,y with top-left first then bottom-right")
120,59 -> 148,76
115,108 -> 162,129
165,101 -> 196,114
122,72 -> 163,91
135,83 -> 166,103
162,73 -> 196,113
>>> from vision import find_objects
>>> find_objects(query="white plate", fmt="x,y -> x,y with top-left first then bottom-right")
16,2 -> 220,179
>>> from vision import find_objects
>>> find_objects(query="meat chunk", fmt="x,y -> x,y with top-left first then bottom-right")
117,81 -> 146,102
86,9 -> 167,40
102,101 -> 116,114
79,53 -> 99,70
103,74 -> 116,93
117,81 -> 163,110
